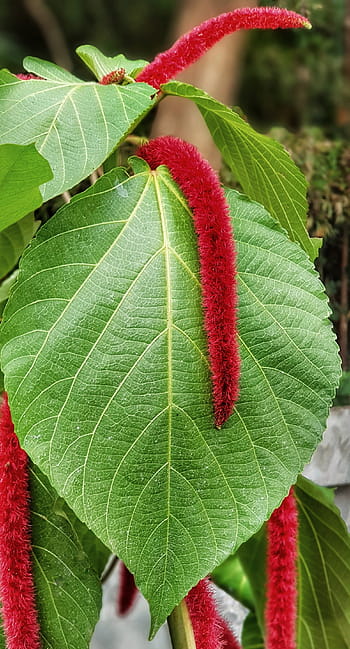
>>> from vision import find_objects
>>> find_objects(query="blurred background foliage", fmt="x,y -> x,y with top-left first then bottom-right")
0,0 -> 349,397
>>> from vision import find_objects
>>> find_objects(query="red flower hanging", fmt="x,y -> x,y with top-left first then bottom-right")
137,135 -> 240,427
0,393 -> 41,649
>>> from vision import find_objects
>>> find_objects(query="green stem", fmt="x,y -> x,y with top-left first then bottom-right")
124,74 -> 136,84
125,135 -> 149,147
167,599 -> 196,649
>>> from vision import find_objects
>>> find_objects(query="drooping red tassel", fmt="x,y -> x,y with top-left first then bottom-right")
0,393 -> 41,649
137,136 -> 239,427
186,579 -> 242,649
100,69 -> 126,85
136,7 -> 311,89
16,74 -> 41,80
117,562 -> 138,616
265,488 -> 298,649
220,618 -> 243,649
186,579 -> 223,649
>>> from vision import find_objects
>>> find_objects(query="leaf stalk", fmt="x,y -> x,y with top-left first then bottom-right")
168,599 -> 196,649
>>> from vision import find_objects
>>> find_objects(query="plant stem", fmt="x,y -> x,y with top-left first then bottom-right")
167,599 -> 196,649
101,555 -> 118,584
125,135 -> 149,147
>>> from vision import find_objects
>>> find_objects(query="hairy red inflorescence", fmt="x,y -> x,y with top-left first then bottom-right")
0,393 -> 41,649
117,562 -> 138,616
186,579 -> 242,649
16,73 -> 41,80
265,488 -> 298,649
186,579 -> 223,649
137,136 -> 240,427
136,7 -> 311,88
220,618 -> 243,649
100,68 -> 126,85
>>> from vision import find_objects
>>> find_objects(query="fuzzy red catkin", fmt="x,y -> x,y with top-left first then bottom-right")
186,578 -> 242,649
186,579 -> 224,649
220,618 -> 243,649
0,393 -> 41,649
16,73 -> 40,80
137,136 -> 239,427
100,68 -> 126,85
136,7 -> 311,88
265,487 -> 298,649
117,562 -> 138,615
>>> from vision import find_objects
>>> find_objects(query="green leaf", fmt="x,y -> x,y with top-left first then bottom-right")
0,213 -> 38,278
29,463 -> 102,649
0,270 -> 18,317
68,516 -> 111,578
23,56 -> 83,83
161,81 -> 320,261
212,554 -> 254,610
0,171 -> 339,634
238,526 -> 267,633
76,46 -> 148,80
0,143 -> 52,231
238,476 -> 350,649
242,613 -> 265,649
0,66 -> 156,201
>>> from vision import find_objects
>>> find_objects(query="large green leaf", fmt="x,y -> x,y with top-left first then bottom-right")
0,143 -> 52,231
0,167 -> 339,633
75,46 -> 148,81
161,81 -> 321,260
238,476 -> 350,649
0,213 -> 38,278
0,66 -> 156,201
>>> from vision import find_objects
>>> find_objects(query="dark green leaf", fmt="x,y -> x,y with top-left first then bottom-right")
32,463 -> 103,649
0,143 -> 52,231
0,213 -> 38,278
68,515 -> 110,578
212,555 -> 254,610
242,612 -> 265,649
0,172 -> 339,633
0,67 -> 156,201
161,81 -> 321,260
76,46 -> 148,80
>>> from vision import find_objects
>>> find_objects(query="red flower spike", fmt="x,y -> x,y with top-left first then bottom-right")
16,73 -> 41,80
186,579 -> 243,649
136,7 -> 311,88
137,136 -> 240,427
0,393 -> 41,649
186,579 -> 223,649
265,487 -> 298,649
100,68 -> 126,85
117,562 -> 138,616
220,618 -> 242,649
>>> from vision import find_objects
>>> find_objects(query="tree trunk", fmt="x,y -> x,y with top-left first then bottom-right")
151,0 -> 258,169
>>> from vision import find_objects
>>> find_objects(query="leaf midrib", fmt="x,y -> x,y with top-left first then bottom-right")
154,171 -> 172,609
